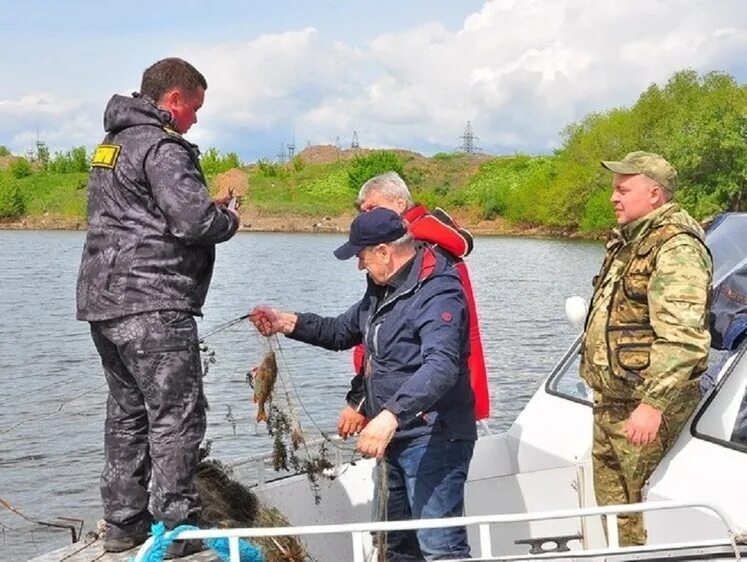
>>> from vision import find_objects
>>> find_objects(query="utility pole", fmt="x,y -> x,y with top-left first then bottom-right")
276,143 -> 287,164
287,132 -> 295,160
33,126 -> 49,165
457,121 -> 481,154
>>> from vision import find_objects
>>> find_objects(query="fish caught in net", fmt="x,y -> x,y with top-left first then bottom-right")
249,350 -> 278,423
247,342 -> 339,504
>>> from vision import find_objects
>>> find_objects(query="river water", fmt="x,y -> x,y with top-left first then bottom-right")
0,230 -> 602,560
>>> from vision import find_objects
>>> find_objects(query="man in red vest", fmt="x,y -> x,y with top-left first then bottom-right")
338,171 -> 490,438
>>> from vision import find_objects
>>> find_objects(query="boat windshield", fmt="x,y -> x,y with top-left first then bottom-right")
706,213 -> 747,287
545,341 -> 737,409
545,336 -> 592,406
693,345 -> 747,452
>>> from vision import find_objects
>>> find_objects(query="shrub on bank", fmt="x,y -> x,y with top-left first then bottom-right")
48,146 -> 90,173
15,172 -> 88,219
463,155 -> 556,221
9,157 -> 32,179
0,173 -> 26,219
201,148 -> 241,176
347,151 -> 404,190
579,188 -> 616,232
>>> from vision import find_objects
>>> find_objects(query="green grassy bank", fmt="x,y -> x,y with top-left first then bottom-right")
2,69 -> 745,235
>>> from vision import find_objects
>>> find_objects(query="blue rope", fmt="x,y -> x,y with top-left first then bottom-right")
133,521 -> 264,562
205,535 -> 264,562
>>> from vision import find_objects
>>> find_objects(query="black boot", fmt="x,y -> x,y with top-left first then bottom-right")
103,516 -> 152,553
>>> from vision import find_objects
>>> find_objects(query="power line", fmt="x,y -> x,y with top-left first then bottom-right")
287,131 -> 296,160
276,142 -> 287,164
457,120 -> 481,154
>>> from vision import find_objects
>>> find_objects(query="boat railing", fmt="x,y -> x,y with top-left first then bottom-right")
132,499 -> 741,562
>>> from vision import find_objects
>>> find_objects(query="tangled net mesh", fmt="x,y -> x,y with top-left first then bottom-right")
196,450 -> 310,561
189,333 -> 345,560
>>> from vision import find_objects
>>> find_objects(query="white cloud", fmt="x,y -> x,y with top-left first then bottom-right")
2,1 -> 746,158
0,94 -> 100,154
187,28 -> 367,126
185,0 -> 747,157
0,94 -> 78,116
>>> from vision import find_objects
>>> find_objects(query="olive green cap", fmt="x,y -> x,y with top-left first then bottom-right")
601,151 -> 677,193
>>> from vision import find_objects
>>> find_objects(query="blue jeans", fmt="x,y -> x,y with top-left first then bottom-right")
376,437 -> 475,561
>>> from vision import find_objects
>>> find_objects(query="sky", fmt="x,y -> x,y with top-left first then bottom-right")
1,0 -> 746,162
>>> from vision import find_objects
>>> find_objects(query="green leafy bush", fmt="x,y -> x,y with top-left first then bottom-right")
554,69 -> 747,225
299,168 -> 350,199
579,188 -> 615,232
48,146 -> 90,173
0,174 -> 26,218
347,151 -> 404,190
291,155 -> 305,172
9,157 -> 32,179
201,147 -> 241,175
432,152 -> 464,162
256,158 -> 288,178
36,143 -> 50,169
405,166 -> 424,189
463,155 -> 556,220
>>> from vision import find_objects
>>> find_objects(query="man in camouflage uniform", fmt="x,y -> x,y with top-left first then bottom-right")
76,58 -> 239,555
580,152 -> 712,546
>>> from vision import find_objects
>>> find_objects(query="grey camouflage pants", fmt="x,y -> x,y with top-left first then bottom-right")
90,310 -> 206,529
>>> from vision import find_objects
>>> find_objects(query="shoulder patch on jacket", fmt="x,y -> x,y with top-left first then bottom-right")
163,126 -> 183,138
91,144 -> 121,169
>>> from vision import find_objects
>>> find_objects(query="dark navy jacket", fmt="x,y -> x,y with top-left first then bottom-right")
76,94 -> 238,321
291,247 -> 477,442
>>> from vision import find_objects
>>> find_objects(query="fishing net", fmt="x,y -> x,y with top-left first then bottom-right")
195,454 -> 310,562
194,329 -> 353,560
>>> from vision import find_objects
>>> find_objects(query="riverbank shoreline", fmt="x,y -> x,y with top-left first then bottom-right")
0,209 -> 602,241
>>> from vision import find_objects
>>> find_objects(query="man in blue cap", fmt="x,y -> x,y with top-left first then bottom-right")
250,207 -> 476,560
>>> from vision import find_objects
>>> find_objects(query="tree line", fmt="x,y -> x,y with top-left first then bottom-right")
1,69 -> 745,234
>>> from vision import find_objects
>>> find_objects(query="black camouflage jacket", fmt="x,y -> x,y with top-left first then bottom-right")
76,94 -> 238,321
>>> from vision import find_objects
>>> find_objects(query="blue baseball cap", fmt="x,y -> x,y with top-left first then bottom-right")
334,207 -> 407,260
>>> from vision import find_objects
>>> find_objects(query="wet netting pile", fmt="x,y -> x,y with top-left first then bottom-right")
195,452 -> 308,561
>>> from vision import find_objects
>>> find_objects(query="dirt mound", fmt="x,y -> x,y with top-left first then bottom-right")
214,168 -> 249,199
296,145 -> 485,168
0,155 -> 18,170
297,144 -> 370,165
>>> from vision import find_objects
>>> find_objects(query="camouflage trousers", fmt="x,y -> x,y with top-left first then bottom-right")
591,382 -> 700,546
90,310 -> 206,530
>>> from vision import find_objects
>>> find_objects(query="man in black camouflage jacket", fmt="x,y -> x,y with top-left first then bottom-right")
76,58 -> 239,556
